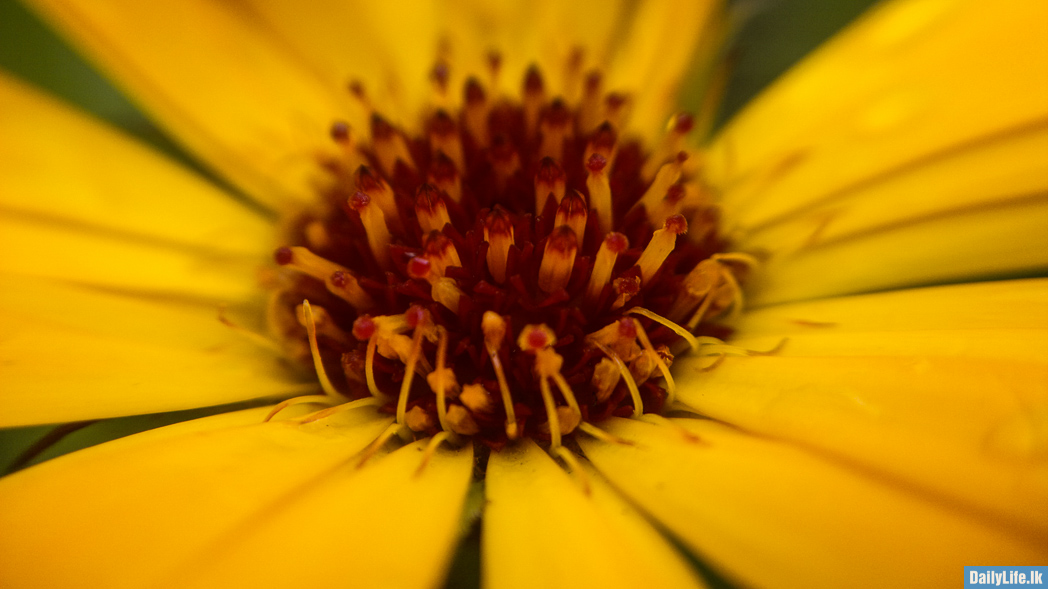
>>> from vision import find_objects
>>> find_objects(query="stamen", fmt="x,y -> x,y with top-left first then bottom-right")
636,152 -> 687,224
296,303 -> 352,347
483,207 -> 515,285
585,153 -> 613,233
555,191 -> 588,246
626,306 -> 700,352
353,315 -> 386,400
578,421 -> 634,446
553,446 -> 591,496
396,308 -> 430,426
410,255 -> 464,314
428,110 -> 465,171
588,340 -> 643,417
355,165 -> 401,234
538,225 -> 578,293
447,405 -> 481,435
482,311 -> 519,439
370,113 -> 417,176
579,70 -> 603,133
429,152 -> 463,203
538,376 -> 562,449
405,406 -> 435,432
590,357 -> 621,402
415,431 -> 453,477
539,99 -> 572,161
429,327 -> 452,432
611,275 -> 641,310
642,113 -> 694,181
631,319 -> 675,402
460,383 -> 494,414
534,157 -> 566,214
634,214 -> 687,285
424,231 -> 463,278
349,191 -> 392,269
295,396 -> 383,425
583,121 -> 618,170
585,231 -> 628,304
522,65 -> 545,139
415,184 -> 452,233
263,394 -> 334,423
463,78 -> 489,147
357,422 -> 404,469
274,247 -> 374,309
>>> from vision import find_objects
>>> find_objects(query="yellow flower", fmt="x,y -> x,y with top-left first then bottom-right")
1,0 -> 1047,588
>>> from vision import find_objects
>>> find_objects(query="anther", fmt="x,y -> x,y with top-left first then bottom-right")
463,77 -> 489,147
538,225 -> 578,293
415,184 -> 452,234
274,246 -> 374,309
483,207 -> 515,284
370,113 -> 416,176
355,165 -> 401,233
642,112 -> 695,181
428,110 -> 465,171
350,191 -> 392,269
428,152 -> 463,203
424,230 -> 462,277
407,256 -> 463,314
299,300 -> 344,399
481,311 -> 518,439
584,122 -> 618,170
446,405 -> 481,436
430,60 -> 450,99
585,232 -> 628,304
585,153 -> 613,233
636,152 -> 687,224
522,65 -> 545,139
535,157 -> 566,214
579,70 -> 603,133
612,275 -> 641,310
539,99 -> 573,161
635,214 -> 687,285
555,191 -> 588,247
460,383 -> 494,414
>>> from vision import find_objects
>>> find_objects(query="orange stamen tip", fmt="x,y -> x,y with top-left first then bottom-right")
675,151 -> 689,164
370,113 -> 395,139
665,214 -> 688,235
348,80 -> 366,99
430,152 -> 458,180
485,207 -> 514,235
557,192 -> 587,219
544,100 -> 571,127
487,50 -> 502,72
349,191 -> 371,211
465,78 -> 485,104
524,65 -> 544,93
352,315 -> 376,340
430,110 -> 457,136
585,71 -> 602,92
430,61 -> 450,89
355,165 -> 383,191
604,232 -> 629,253
415,184 -> 444,213
666,184 -> 686,204
537,157 -> 565,183
407,256 -> 432,279
274,247 -> 294,265
586,153 -> 607,173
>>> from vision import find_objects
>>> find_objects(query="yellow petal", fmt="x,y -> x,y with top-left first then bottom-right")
0,405 -> 393,589
178,437 -> 472,589
581,418 -> 1047,589
0,274 -> 309,426
709,0 -> 1048,223
0,72 -> 273,257
704,0 -> 1048,302
25,0 -> 347,210
484,439 -> 707,589
675,279 -> 1048,537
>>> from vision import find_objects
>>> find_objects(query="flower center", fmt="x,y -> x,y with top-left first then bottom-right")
270,57 -> 747,449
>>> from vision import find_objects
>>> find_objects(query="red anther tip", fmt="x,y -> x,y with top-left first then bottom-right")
606,93 -> 627,109
330,121 -> 351,142
666,184 -> 686,203
536,157 -> 565,182
487,50 -> 502,72
349,191 -> 371,211
526,329 -> 550,350
424,231 -> 453,255
370,114 -> 394,139
617,318 -> 637,339
465,78 -> 485,104
405,305 -> 426,328
330,270 -> 349,288
274,247 -> 293,265
676,151 -> 689,164
524,65 -> 544,93
674,113 -> 695,134
585,70 -> 602,93
484,207 -> 514,235
430,61 -> 450,87
406,256 -> 432,279
547,225 -> 578,252
586,153 -> 607,173
604,232 -> 629,253
665,214 -> 688,235
352,315 -> 376,340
